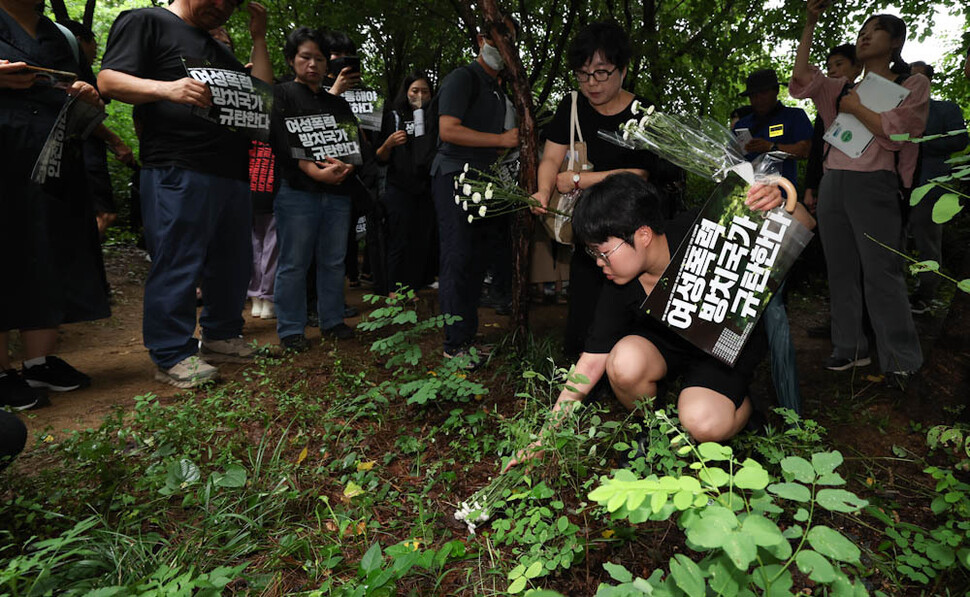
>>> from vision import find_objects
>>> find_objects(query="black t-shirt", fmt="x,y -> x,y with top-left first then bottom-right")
431,62 -> 508,175
544,92 -> 655,174
100,7 -> 249,180
377,107 -> 430,191
270,80 -> 357,195
585,209 -> 697,355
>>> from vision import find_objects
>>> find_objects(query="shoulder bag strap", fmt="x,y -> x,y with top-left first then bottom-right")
568,90 -> 582,170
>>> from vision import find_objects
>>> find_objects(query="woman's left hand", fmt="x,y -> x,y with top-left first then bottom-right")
838,88 -> 861,115
745,182 -> 783,212
67,80 -> 103,109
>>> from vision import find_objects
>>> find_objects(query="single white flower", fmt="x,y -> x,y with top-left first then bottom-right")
462,201 -> 468,211
622,129 -> 631,141
472,192 -> 482,204
463,163 -> 470,173
467,215 -> 474,223
639,115 -> 650,128
453,179 -> 459,190
462,184 -> 472,196
646,104 -> 655,115
458,172 -> 466,183
626,118 -> 637,128
454,195 -> 461,205
478,205 -> 486,217
630,99 -> 641,113
484,188 -> 493,200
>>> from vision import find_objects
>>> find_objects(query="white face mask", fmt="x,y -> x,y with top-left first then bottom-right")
480,42 -> 505,71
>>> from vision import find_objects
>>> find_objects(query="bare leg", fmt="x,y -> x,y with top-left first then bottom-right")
678,387 -> 751,442
605,335 -> 668,412
21,328 -> 58,361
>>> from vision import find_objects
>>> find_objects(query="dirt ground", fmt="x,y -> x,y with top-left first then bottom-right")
9,238 -> 963,461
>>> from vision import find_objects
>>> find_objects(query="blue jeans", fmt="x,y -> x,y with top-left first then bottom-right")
274,183 -> 351,338
141,167 -> 251,368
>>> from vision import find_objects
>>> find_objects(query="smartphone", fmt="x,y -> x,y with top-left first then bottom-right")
19,64 -> 77,89
329,56 -> 361,76
734,127 -> 753,147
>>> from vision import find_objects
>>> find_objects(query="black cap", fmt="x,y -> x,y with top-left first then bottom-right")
741,68 -> 785,97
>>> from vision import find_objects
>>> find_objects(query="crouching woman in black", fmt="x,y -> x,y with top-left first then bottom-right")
507,174 -> 782,468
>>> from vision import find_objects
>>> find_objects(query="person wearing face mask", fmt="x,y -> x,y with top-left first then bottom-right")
376,71 -> 435,295
792,0 -> 928,389
430,18 -> 520,364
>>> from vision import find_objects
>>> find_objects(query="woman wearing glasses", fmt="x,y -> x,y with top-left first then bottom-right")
532,21 -> 656,359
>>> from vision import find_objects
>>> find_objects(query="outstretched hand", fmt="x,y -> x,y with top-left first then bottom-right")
806,0 -> 827,22
501,440 -> 544,472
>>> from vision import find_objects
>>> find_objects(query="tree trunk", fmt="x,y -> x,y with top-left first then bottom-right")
478,0 -> 539,335
48,0 -> 70,23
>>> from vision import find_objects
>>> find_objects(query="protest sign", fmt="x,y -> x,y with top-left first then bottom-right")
642,174 -> 813,366
283,112 -> 362,165
31,95 -> 105,185
183,58 -> 273,141
336,87 -> 384,132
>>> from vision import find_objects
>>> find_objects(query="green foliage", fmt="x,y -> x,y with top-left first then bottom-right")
588,411 -> 870,596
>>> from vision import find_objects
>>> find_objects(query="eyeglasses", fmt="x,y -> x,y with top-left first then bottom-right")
574,67 -> 618,83
585,239 -> 625,267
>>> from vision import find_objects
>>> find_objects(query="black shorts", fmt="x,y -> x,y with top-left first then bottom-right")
610,322 -> 767,409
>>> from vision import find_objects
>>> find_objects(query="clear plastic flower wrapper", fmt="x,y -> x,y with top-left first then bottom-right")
599,104 -> 817,366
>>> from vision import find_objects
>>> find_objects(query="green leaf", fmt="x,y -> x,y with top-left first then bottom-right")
685,506 -> 738,548
734,465 -> 769,490
909,183 -> 934,206
806,525 -> 861,563
909,260 -> 940,274
811,451 -> 843,476
166,458 -> 201,489
958,279 -> 970,294
705,556 -> 741,597
525,561 -> 544,579
360,542 -> 383,574
816,489 -> 868,513
795,550 -> 836,583
794,508 -> 809,522
699,466 -> 730,488
697,442 -> 732,461
213,464 -> 247,488
508,564 -> 526,580
781,456 -> 815,483
741,514 -> 785,547
932,193 -> 963,224
669,554 -> 705,597
603,562 -> 633,583
507,576 -> 527,594
768,482 -> 810,502
673,490 -> 693,510
722,532 -> 758,570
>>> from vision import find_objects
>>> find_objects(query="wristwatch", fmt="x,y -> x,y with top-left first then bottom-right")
573,172 -> 581,190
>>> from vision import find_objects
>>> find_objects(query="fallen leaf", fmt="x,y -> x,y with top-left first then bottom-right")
296,446 -> 308,465
356,460 -> 376,472
602,529 -> 615,538
864,374 -> 884,383
343,481 -> 366,498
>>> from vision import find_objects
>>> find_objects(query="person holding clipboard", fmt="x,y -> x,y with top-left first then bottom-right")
791,0 -> 928,389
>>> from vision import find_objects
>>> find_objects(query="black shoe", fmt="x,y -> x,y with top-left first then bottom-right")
823,354 -> 871,371
22,356 -> 91,392
343,304 -> 359,318
280,334 -> 311,353
884,370 -> 914,392
0,370 -> 43,410
322,323 -> 354,340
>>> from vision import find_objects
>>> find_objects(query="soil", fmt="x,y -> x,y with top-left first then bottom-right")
8,238 -> 970,595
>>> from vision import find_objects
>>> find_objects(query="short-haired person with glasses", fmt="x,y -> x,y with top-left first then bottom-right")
531,21 -> 657,360
506,174 -> 784,469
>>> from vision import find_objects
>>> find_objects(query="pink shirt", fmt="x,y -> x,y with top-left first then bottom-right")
789,66 -> 929,187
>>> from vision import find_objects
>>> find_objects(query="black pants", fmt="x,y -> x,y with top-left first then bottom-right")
564,249 -> 604,359
0,410 -> 26,472
382,183 -> 435,293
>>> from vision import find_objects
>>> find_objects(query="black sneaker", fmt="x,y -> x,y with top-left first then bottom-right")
0,370 -> 43,410
22,356 -> 91,392
280,334 -> 311,353
322,323 -> 354,340
823,354 -> 871,371
884,370 -> 914,392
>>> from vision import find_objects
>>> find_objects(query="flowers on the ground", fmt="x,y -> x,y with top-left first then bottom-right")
453,473 -> 517,535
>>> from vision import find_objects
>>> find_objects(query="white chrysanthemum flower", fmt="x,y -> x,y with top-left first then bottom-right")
454,179 -> 459,190
462,184 -> 472,196
484,188 -> 493,200
626,118 -> 637,128
472,192 -> 482,204
458,172 -> 466,183
454,195 -> 461,205
479,206 -> 486,217
467,215 -> 474,223
622,129 -> 631,141
630,99 -> 641,114
462,201 -> 468,211
463,163 -> 470,173
646,104 -> 655,115
639,115 -> 650,128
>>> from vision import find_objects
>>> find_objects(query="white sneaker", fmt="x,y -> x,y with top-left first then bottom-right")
260,301 -> 276,320
155,355 -> 219,389
251,298 -> 263,317
200,336 -> 255,363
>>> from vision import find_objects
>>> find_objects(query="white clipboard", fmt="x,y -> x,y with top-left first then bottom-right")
823,72 -> 910,159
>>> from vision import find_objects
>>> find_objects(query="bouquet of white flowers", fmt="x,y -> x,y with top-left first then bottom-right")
452,163 -> 572,224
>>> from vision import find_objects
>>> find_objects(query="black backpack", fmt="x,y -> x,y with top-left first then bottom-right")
411,64 -> 482,174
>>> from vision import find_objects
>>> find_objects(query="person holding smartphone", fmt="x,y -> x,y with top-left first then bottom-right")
1,0 -> 109,409
791,0 -> 928,388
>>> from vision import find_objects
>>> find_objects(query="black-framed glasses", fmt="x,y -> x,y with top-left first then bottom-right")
574,66 -> 618,83
585,239 -> 625,267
